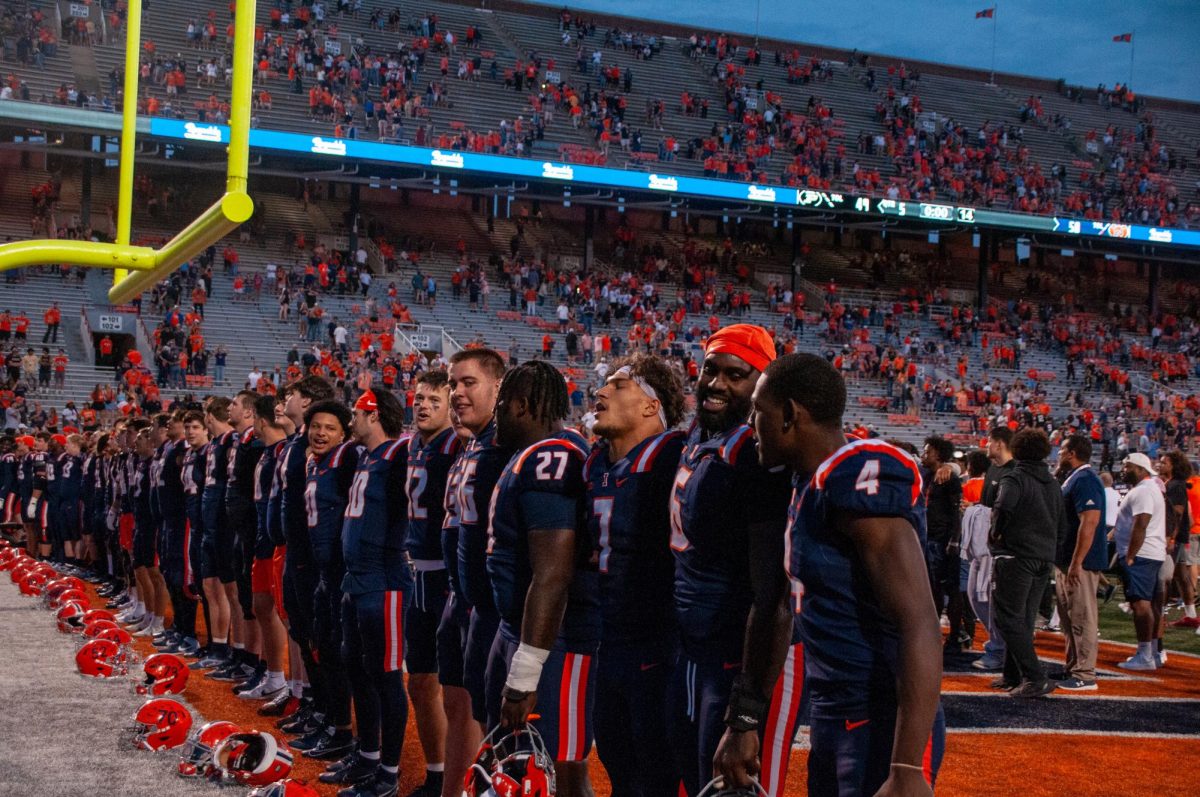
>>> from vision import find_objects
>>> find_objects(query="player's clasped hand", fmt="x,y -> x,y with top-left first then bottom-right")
500,689 -> 538,729
712,727 -> 761,789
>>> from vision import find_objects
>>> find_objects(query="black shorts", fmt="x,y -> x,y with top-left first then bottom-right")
57,499 -> 81,542
464,604 -> 499,723
404,568 -> 449,675
284,555 -> 318,644
436,592 -> 469,688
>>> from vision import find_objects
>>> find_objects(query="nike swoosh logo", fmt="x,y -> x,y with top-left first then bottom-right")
616,477 -> 629,487
844,719 -> 870,731
639,662 -> 660,671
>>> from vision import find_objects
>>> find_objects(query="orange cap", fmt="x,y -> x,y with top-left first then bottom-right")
704,324 -> 777,373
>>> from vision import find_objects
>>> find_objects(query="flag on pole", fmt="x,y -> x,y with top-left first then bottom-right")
1112,33 -> 1132,42
975,8 -> 995,18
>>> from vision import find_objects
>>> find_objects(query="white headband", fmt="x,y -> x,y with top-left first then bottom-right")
611,366 -> 668,429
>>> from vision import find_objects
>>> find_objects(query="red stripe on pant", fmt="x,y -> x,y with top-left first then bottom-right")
559,652 -> 574,761
574,653 -> 590,761
922,732 -> 933,786
383,590 -> 403,673
760,643 -> 804,797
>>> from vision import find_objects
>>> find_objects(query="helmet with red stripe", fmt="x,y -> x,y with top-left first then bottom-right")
76,638 -> 128,678
83,618 -> 120,639
212,731 -> 294,786
56,601 -> 87,633
18,570 -> 48,596
178,720 -> 241,779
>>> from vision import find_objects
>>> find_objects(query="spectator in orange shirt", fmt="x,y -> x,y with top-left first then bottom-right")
42,302 -> 60,343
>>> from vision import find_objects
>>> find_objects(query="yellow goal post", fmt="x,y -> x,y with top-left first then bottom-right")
0,0 -> 256,305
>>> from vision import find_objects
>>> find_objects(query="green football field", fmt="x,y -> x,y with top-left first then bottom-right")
1097,589 -> 1200,655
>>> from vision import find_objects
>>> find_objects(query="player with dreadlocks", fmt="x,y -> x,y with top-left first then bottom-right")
485,360 -> 599,797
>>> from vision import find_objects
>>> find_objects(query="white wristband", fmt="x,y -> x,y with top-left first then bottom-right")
505,643 -> 550,693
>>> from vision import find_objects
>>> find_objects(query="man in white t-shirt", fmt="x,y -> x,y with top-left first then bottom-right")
1113,453 -> 1167,670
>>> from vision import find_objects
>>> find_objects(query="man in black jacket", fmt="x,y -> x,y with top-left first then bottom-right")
989,429 -> 1064,698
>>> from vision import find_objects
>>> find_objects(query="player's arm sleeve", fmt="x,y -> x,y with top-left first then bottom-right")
517,447 -> 585,532
823,452 -> 921,518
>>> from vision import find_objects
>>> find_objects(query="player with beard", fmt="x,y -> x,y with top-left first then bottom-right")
402,371 -> 462,797
447,349 -> 512,733
666,325 -> 801,797
715,353 -> 944,797
587,353 -> 686,797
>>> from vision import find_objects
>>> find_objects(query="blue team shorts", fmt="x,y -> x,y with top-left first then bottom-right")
1120,556 -> 1162,603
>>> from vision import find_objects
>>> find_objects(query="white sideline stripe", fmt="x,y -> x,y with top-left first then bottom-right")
947,727 -> 1200,739
940,691 -> 1200,702
1098,638 -> 1200,660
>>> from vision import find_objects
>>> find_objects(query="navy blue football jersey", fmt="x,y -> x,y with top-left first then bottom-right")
440,445 -> 467,592
406,427 -> 463,563
454,420 -> 515,611
255,440 -> 284,553
669,422 -> 793,659
787,438 -> 927,718
55,452 -> 83,500
204,431 -> 233,489
225,428 -> 264,519
304,441 -> 361,569
278,430 -> 310,550
487,432 -> 599,647
586,430 -> 685,644
341,437 -> 411,595
182,444 -> 206,498
132,456 -> 154,522
156,439 -> 186,524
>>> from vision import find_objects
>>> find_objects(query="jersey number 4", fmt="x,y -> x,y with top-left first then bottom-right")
855,459 -> 881,495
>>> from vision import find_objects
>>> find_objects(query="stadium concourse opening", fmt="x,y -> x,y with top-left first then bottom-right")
1,0 -> 1199,794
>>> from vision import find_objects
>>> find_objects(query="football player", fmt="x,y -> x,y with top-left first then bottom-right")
666,325 -> 801,797
447,349 -> 511,732
180,410 -> 210,659
587,354 -> 686,797
55,433 -> 84,568
25,431 -> 50,558
131,427 -> 168,636
404,371 -> 462,797
152,413 -> 194,653
291,399 -> 359,762
324,389 -> 412,797
243,394 -> 290,701
275,376 -> 337,729
220,390 -> 267,687
199,397 -> 237,669
487,361 -> 598,797
715,353 -> 945,797
435,409 -> 473,797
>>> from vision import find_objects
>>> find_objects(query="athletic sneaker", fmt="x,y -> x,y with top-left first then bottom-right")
989,677 -> 1018,690
1057,678 -> 1098,691
260,692 -> 299,717
304,732 -> 356,760
290,727 -> 332,753
971,657 -> 1003,670
319,755 -> 377,785
1169,616 -> 1200,628
339,775 -> 398,797
192,652 -> 231,670
239,681 -> 288,701
233,669 -> 267,695
1009,679 -> 1056,698
1155,650 -> 1168,667
1117,654 -> 1157,671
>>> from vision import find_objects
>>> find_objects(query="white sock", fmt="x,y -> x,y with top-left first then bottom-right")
1186,604 -> 1196,619
360,750 -> 381,761
1137,641 -> 1153,658
291,680 -> 305,698
427,763 -> 445,773
264,671 -> 286,690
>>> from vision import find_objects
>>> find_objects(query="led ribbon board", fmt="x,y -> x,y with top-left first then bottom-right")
151,119 -> 1200,250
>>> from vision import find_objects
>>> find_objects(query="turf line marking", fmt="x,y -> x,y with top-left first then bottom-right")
947,727 -> 1200,739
